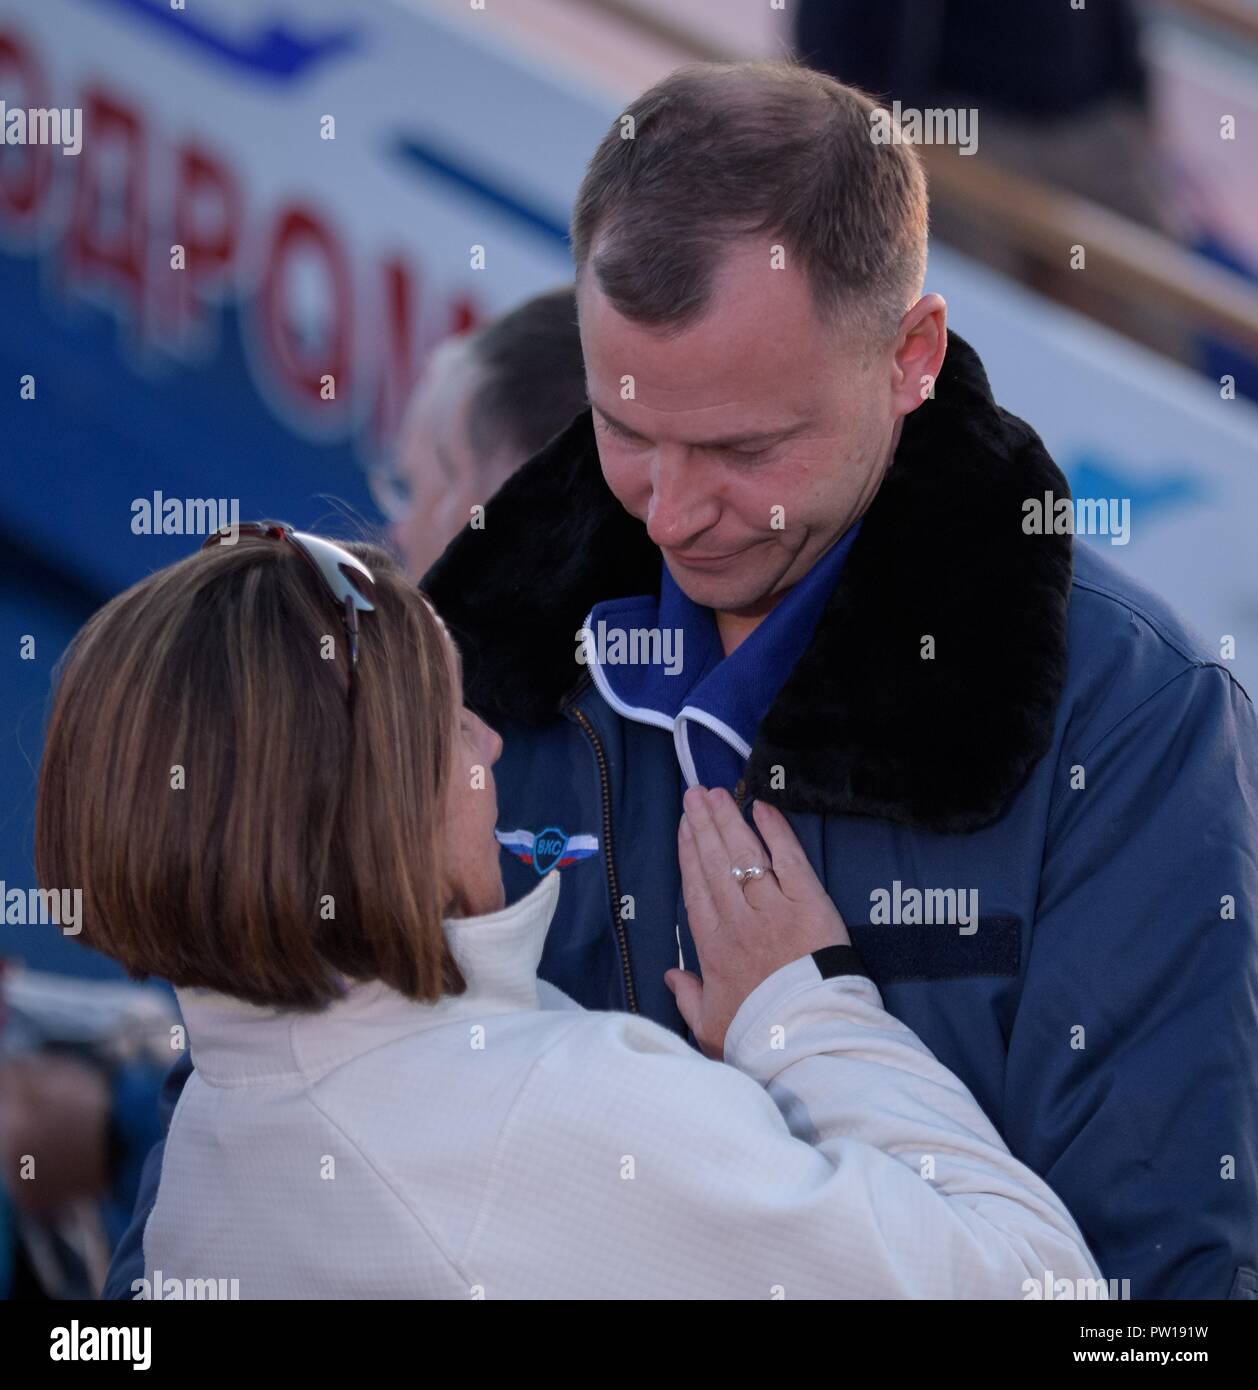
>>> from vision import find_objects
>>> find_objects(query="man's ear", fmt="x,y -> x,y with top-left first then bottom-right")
890,294 -> 948,419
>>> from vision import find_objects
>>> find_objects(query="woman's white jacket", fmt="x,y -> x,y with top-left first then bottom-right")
144,872 -> 1101,1299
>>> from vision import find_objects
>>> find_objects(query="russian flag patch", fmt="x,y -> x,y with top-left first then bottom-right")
496,826 -> 599,876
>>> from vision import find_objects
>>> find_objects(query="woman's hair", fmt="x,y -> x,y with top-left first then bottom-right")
35,533 -> 467,1009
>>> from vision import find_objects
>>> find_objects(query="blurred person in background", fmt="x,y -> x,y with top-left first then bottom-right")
0,992 -> 168,1298
0,1051 -> 112,1297
376,287 -> 587,579
795,0 -> 1166,229
795,0 -> 1192,359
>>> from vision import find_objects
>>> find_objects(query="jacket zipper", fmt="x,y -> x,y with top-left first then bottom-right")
570,704 -> 639,1014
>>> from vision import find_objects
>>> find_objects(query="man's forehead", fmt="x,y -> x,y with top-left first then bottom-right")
580,281 -> 838,383
580,310 -> 831,441
580,235 -> 819,315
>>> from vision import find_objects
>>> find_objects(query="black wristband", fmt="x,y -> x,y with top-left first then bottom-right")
811,944 -> 873,981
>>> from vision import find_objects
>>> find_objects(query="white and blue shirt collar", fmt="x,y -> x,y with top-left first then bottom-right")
582,521 -> 862,791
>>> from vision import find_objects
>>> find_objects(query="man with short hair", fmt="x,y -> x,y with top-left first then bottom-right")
426,61 -> 1258,1299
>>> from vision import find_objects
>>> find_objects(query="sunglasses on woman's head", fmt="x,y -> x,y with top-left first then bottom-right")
202,522 -> 377,697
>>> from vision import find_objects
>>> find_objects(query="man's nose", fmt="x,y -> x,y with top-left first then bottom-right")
645,448 -> 711,549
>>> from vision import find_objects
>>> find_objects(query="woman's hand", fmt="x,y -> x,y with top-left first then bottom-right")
666,785 -> 851,1059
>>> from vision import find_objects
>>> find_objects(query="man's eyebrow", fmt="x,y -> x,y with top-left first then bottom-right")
591,401 -> 805,450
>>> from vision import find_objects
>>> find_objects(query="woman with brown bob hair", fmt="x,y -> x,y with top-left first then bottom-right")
38,525 -> 493,1013
37,526 -> 1100,1299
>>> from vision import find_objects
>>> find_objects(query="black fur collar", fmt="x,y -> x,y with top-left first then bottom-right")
423,331 -> 1073,833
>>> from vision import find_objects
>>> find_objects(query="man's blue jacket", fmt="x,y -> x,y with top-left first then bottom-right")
105,333 -> 1258,1300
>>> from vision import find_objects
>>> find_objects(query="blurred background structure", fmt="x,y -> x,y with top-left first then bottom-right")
0,0 -> 1256,1295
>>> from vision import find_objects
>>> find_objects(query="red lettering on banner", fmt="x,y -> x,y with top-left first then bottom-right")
169,142 -> 241,342
257,203 -> 351,413
0,29 -> 53,223
448,294 -> 480,338
0,28 -> 506,463
63,87 -> 147,326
